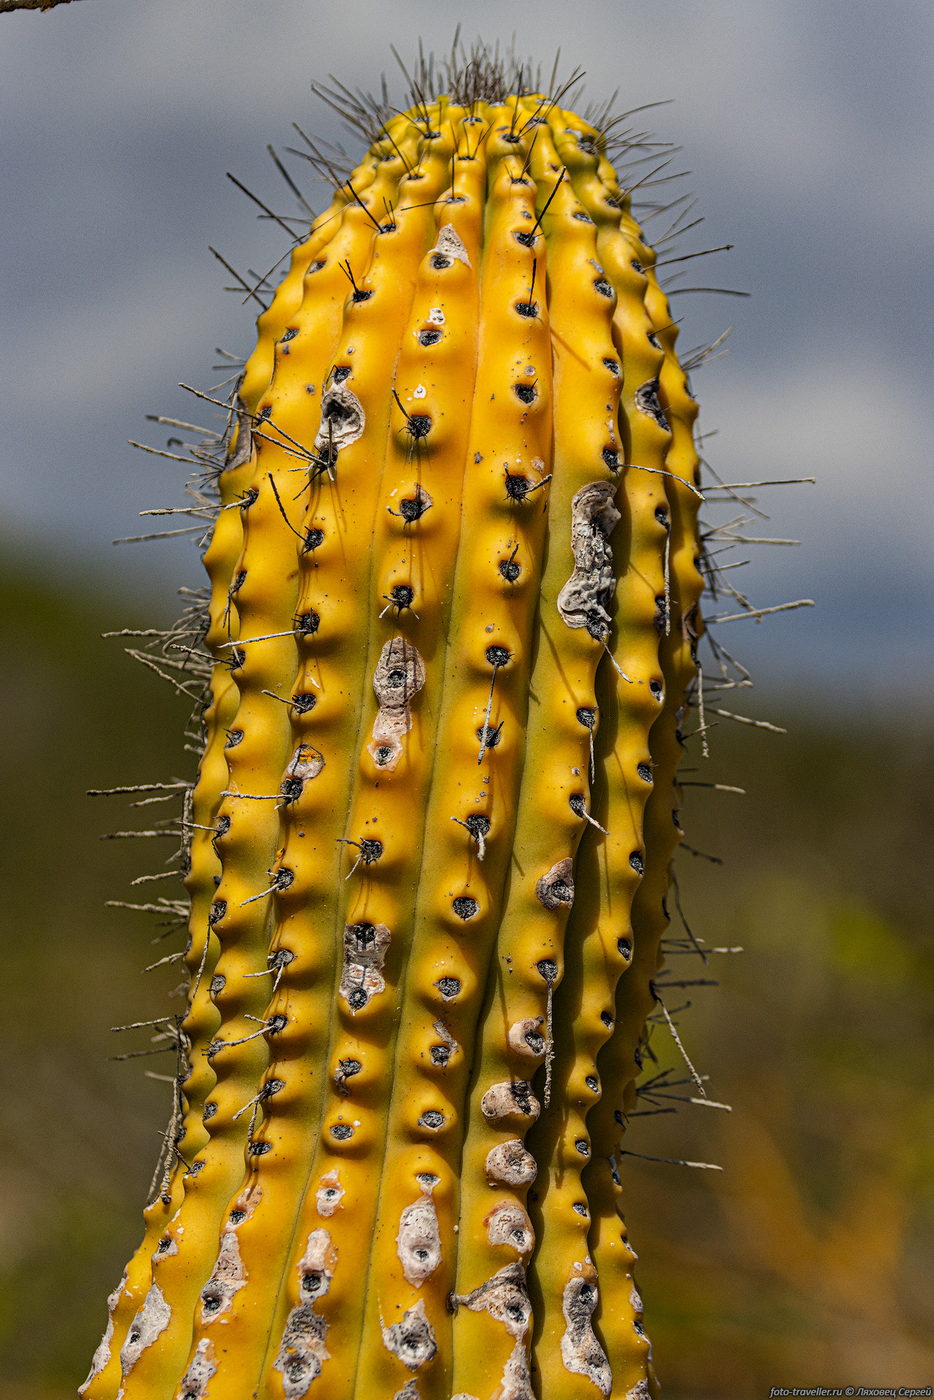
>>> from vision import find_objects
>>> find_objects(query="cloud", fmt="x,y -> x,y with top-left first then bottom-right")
703,352 -> 933,542
693,348 -> 934,692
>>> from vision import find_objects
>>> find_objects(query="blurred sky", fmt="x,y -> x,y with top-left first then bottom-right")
2,0 -> 932,709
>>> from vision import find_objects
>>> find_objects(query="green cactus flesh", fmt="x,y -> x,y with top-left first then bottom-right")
84,72 -> 709,1400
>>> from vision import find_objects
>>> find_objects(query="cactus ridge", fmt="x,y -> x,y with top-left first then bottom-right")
83,50 -> 768,1400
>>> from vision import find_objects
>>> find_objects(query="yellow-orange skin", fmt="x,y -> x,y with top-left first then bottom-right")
85,88 -> 706,1400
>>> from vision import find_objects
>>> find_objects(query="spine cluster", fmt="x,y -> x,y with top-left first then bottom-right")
84,87 -> 706,1400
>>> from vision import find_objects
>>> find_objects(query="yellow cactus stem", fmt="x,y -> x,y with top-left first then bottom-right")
86,52 -> 725,1400
520,148 -> 676,1400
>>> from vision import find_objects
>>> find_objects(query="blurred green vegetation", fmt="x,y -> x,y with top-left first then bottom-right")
625,712 -> 934,1394
1,549 -> 931,1398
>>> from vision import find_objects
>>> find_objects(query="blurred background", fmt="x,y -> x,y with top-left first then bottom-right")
1,1 -> 931,1396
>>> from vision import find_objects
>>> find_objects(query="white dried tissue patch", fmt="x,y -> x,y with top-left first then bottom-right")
315,1169 -> 344,1217
484,1139 -> 538,1188
556,482 -> 621,635
428,307 -> 445,325
299,1228 -> 337,1287
486,1203 -> 535,1258
480,1080 -> 540,1124
119,1282 -> 171,1375
536,856 -> 575,911
381,1298 -> 438,1371
455,1262 -> 531,1342
273,1310 -> 330,1398
313,382 -> 365,458
368,637 -> 426,768
282,743 -> 324,789
340,920 -> 391,1010
199,1229 -> 247,1322
177,1338 -> 217,1398
233,1181 -> 263,1216
431,224 -> 471,266
273,1230 -> 337,1398
78,1270 -> 126,1393
627,1384 -> 653,1400
397,1182 -> 442,1285
432,1018 -> 459,1057
393,1383 -> 421,1400
507,1018 -> 545,1060
560,1268 -> 612,1396
495,1341 -> 536,1400
296,1228 -> 337,1312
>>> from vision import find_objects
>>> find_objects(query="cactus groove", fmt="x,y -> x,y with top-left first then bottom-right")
85,55 -> 716,1400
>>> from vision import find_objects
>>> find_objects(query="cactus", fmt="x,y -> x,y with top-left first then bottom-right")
84,53 -> 715,1400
